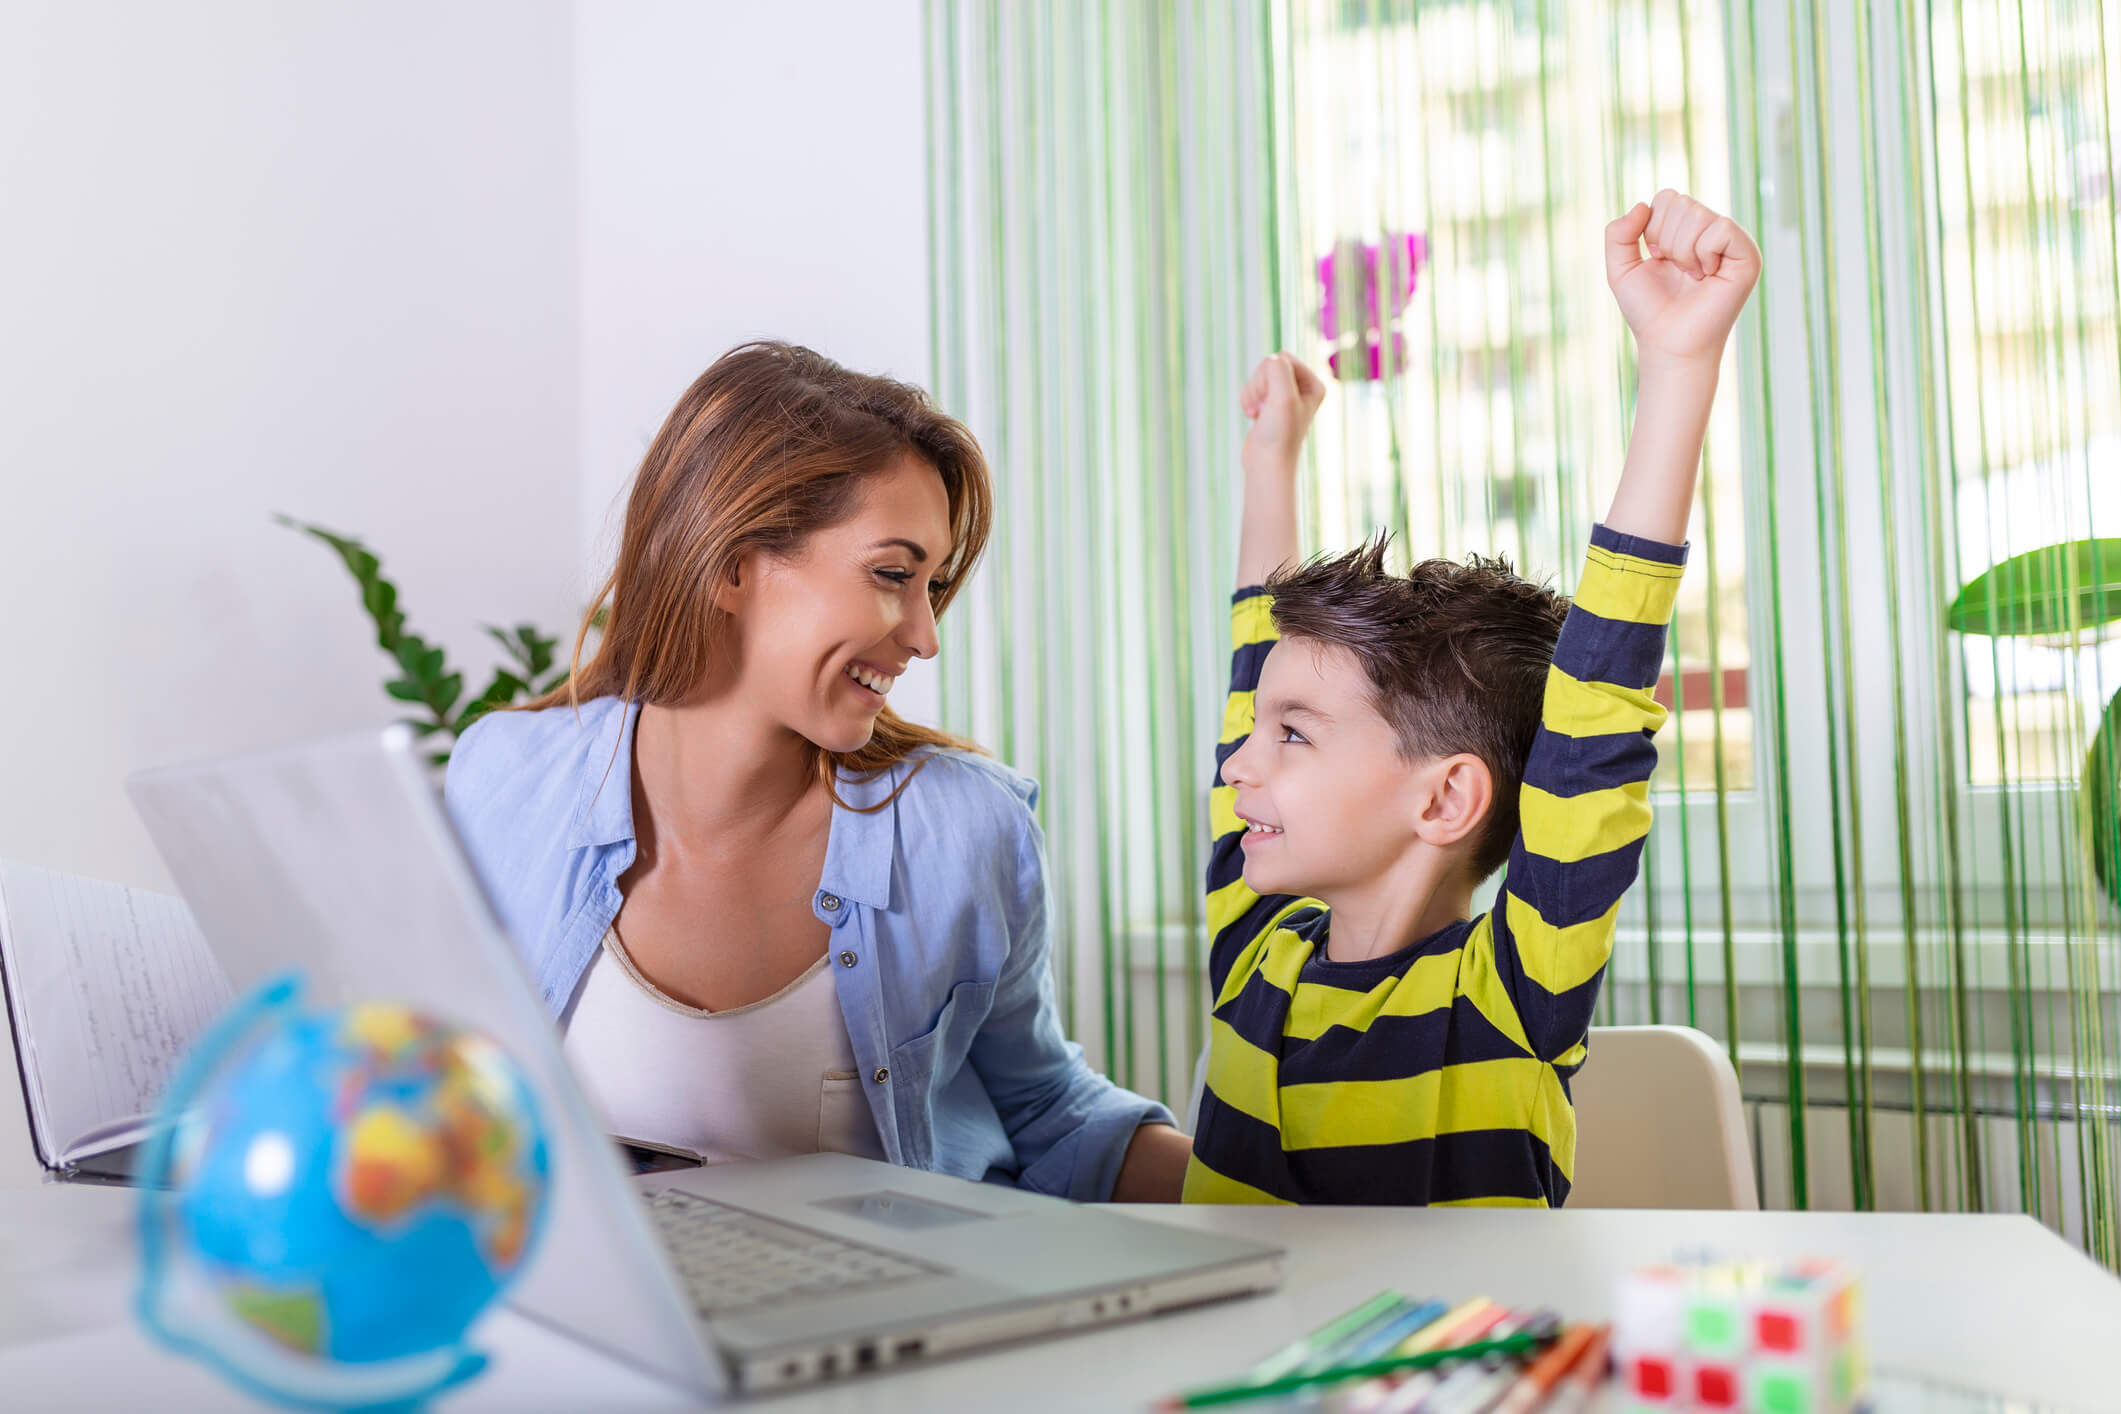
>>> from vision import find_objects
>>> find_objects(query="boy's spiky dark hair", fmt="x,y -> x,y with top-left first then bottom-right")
1265,532 -> 1572,882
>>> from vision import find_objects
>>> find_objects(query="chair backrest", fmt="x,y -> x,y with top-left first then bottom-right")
1568,1025 -> 1758,1210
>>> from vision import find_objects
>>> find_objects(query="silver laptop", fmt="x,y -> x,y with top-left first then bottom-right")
125,726 -> 1282,1398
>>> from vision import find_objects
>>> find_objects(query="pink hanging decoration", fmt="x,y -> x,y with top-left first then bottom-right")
1318,232 -> 1429,381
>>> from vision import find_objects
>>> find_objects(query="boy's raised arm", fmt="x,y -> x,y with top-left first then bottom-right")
1601,190 -> 1761,541
1480,192 -> 1759,1064
1235,353 -> 1326,590
1205,356 -> 1328,987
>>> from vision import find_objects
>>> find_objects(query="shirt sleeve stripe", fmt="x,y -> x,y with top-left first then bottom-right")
1501,891 -> 1621,997
1541,666 -> 1669,741
1587,521 -> 1690,566
1517,779 -> 1652,864
1520,727 -> 1661,801
1548,610 -> 1672,691
1491,834 -> 1647,929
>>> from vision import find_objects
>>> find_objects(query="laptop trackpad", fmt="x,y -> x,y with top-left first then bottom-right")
809,1190 -> 992,1232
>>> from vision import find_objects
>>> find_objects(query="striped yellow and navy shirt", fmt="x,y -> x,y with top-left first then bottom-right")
1181,524 -> 1687,1207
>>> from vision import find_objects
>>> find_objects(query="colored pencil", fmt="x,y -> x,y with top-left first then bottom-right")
1166,1331 -> 1558,1409
1338,1299 -> 1500,1414
1528,1325 -> 1609,1414
1488,1324 -> 1597,1414
1240,1291 -> 1411,1384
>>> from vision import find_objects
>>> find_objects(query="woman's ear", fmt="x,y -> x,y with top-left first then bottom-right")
1411,752 -> 1495,851
712,553 -> 752,616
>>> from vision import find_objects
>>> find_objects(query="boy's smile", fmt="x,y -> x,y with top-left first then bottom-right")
1219,636 -> 1425,901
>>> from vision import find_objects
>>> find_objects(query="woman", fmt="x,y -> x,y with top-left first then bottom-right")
445,342 -> 1190,1200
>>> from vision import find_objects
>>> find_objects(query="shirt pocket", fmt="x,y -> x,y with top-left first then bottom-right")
891,978 -> 996,1072
818,1070 -> 886,1160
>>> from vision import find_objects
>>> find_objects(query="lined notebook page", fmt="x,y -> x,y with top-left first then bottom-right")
0,860 -> 230,1167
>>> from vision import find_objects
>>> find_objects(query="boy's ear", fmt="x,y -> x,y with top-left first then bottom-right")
1410,753 -> 1495,852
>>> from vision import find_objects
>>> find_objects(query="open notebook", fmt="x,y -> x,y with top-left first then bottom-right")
0,859 -> 231,1181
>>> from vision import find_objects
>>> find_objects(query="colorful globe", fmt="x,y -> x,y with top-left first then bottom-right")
137,976 -> 551,1411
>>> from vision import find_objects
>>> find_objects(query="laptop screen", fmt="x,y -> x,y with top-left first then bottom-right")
128,725 -> 723,1399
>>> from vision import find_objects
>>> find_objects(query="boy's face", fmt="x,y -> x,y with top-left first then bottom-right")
1219,636 -> 1432,899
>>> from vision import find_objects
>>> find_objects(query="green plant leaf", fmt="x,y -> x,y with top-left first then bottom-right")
2087,691 -> 2121,911
486,623 -> 560,681
453,700 -> 501,735
522,627 -> 557,680
394,634 -> 432,681
1947,539 -> 2121,637
281,514 -> 568,755
484,624 -> 527,673
535,668 -> 571,696
360,578 -> 404,651
278,515 -> 414,654
453,668 -> 528,735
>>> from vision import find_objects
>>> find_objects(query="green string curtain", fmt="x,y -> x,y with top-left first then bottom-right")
925,0 -> 2121,1267
922,0 -> 1276,1107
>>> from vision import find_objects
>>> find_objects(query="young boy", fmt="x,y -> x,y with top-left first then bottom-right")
1184,191 -> 1760,1206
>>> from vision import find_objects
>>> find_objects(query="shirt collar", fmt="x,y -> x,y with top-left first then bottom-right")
566,698 -> 899,913
566,698 -> 641,851
817,759 -> 900,911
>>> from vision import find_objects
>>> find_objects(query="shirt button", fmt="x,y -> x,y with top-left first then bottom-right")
872,1067 -> 889,1084
838,951 -> 858,968
819,893 -> 842,912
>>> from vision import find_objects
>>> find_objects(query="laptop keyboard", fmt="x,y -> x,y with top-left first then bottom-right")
647,1188 -> 941,1317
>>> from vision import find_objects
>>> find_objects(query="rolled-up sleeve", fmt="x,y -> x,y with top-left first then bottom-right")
967,806 -> 1176,1200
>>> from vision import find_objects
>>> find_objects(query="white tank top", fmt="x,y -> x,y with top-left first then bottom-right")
560,928 -> 885,1164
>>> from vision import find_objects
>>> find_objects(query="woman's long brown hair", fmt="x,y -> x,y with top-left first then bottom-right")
519,341 -> 992,809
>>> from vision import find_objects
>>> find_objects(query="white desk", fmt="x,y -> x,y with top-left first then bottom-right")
3,1184 -> 2117,1412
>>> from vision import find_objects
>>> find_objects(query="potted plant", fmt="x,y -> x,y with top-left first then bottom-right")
278,517 -> 586,766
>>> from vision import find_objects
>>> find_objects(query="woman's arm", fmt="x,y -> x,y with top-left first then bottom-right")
965,802 -> 1182,1201
1111,1122 -> 1192,1202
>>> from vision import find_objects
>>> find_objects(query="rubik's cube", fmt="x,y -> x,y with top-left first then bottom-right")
1612,1258 -> 1865,1414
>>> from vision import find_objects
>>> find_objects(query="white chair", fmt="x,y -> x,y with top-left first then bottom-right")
1181,1023 -> 1757,1210
1568,1025 -> 1757,1210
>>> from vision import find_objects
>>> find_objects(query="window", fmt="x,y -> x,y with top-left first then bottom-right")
1932,0 -> 2121,788
1281,0 -> 1760,937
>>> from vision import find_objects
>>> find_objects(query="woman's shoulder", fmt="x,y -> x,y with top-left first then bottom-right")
861,746 -> 1044,875
445,696 -> 629,821
867,747 -> 1045,906
896,745 -> 1039,819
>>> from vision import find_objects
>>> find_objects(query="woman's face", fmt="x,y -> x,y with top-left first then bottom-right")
724,455 -> 954,753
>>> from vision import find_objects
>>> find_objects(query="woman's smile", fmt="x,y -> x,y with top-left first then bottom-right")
842,659 -> 900,700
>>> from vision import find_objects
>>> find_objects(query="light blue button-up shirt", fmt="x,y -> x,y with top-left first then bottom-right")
443,696 -> 1173,1200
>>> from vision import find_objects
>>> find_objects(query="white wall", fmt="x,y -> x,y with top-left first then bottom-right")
575,0 -> 940,726
0,1 -> 941,894
0,1 -> 583,890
